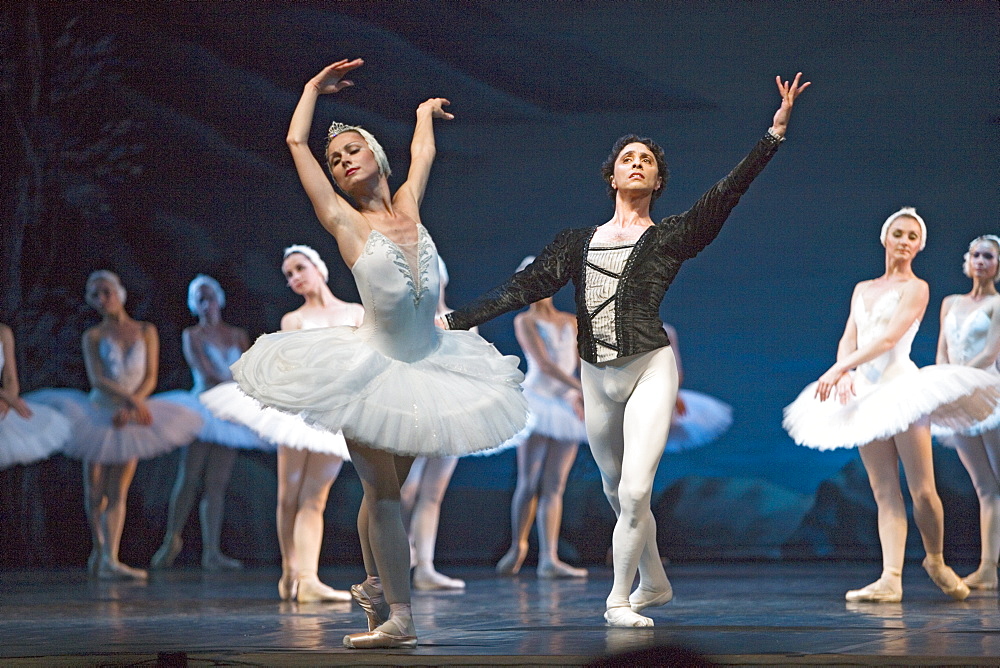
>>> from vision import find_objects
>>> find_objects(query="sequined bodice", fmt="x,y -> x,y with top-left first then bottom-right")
191,342 -> 241,394
90,337 -> 147,407
853,290 -> 919,384
944,306 -> 992,366
351,224 -> 440,362
524,320 -> 577,396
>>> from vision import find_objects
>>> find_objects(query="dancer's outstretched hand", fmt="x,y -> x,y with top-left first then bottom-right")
418,97 -> 454,121
771,72 -> 810,137
308,58 -> 365,95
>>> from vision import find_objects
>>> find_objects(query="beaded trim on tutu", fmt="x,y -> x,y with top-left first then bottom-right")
0,400 -> 72,469
155,389 -> 276,452
667,389 -> 733,453
228,326 -> 527,457
200,382 -> 349,458
783,364 -> 1000,451
26,388 -> 202,464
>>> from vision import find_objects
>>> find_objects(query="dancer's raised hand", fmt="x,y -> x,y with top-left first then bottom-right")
771,72 -> 810,137
308,58 -> 365,95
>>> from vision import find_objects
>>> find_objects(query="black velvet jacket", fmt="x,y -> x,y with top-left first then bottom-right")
447,132 -> 783,364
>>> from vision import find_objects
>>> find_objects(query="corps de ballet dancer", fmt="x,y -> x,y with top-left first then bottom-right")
0,323 -> 71,471
495,256 -> 589,580
934,234 -> 1000,590
212,58 -> 526,648
203,245 -> 363,602
446,74 -> 809,626
30,271 -> 202,580
783,209 -> 1000,603
151,274 -> 275,572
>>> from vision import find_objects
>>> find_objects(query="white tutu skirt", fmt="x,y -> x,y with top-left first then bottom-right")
155,390 -> 275,452
0,400 -> 72,469
783,364 -> 1000,451
26,388 -> 203,464
226,326 -> 527,457
522,387 -> 587,443
666,389 -> 733,453
201,382 -> 349,458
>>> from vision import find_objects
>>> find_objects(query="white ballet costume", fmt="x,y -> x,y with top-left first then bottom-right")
521,320 -> 588,443
784,290 -> 1000,450
28,337 -> 203,464
0,341 -> 72,470
157,342 -> 274,451
668,390 -> 732,452
933,305 -> 1000,439
217,224 -> 527,455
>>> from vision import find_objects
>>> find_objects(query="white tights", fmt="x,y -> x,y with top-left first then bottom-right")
581,347 -> 676,612
949,430 -> 1000,585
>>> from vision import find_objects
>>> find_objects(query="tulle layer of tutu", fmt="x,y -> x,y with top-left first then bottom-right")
26,389 -> 202,464
155,390 -> 275,451
666,389 -> 733,453
200,382 -> 349,458
523,387 -> 587,442
0,400 -> 72,469
783,364 -> 1000,451
227,326 -> 528,457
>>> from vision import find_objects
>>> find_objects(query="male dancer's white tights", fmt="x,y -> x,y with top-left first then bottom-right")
581,346 -> 677,625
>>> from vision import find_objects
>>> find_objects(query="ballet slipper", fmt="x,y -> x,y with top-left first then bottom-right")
343,617 -> 417,649
412,567 -> 465,591
604,605 -> 653,627
923,557 -> 971,601
97,559 -> 148,582
201,552 -> 243,572
278,574 -> 296,601
845,574 -> 902,603
295,577 -> 352,603
537,560 -> 588,579
629,582 -> 673,612
150,536 -> 182,570
962,561 -> 999,590
351,582 -> 390,631
495,547 -> 526,576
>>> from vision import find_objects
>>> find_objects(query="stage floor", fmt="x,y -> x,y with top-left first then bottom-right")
1,562 -> 997,666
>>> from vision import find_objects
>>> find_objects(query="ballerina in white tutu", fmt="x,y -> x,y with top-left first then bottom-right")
0,323 -> 71,470
495,256 -> 588,580
934,234 -> 1000,590
227,58 -> 525,648
783,209 -> 1000,603
31,271 -> 202,580
152,274 -> 274,572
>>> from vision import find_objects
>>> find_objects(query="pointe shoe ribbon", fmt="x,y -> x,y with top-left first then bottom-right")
351,583 -> 388,631
343,629 -> 417,649
923,558 -> 971,601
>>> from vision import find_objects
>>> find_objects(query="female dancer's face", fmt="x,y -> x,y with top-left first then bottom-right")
327,131 -> 377,191
86,279 -> 124,316
968,240 -> 1000,282
193,284 -> 221,319
884,216 -> 922,261
282,253 -> 323,296
612,142 -> 662,196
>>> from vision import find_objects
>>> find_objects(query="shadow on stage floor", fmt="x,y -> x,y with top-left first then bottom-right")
0,561 -> 997,666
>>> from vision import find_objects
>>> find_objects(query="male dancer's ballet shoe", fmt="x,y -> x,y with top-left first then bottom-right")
201,552 -> 243,572
845,576 -> 902,603
537,561 -> 588,579
295,577 -> 352,603
96,559 -> 148,582
923,557 -> 970,601
351,582 -> 390,631
962,562 -> 999,590
150,536 -> 183,570
629,583 -> 673,613
412,568 -> 466,591
604,605 -> 654,627
495,548 -> 526,576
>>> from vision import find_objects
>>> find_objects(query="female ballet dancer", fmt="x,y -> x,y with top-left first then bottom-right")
495,256 -> 589,579
32,271 -> 202,579
0,323 -> 71,470
784,209 -> 1000,602
204,245 -> 363,602
152,274 -> 274,572
218,59 -> 525,648
447,74 -> 809,626
934,234 -> 1000,590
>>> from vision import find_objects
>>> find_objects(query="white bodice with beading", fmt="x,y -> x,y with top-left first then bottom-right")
943,306 -> 993,367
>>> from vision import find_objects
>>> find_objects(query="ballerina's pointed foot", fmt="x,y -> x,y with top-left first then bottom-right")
629,582 -> 673,613
343,617 -> 417,649
962,562 -> 998,590
923,558 -> 970,601
295,577 -> 352,603
96,558 -> 148,582
495,548 -> 526,576
150,536 -> 183,570
605,605 -> 654,627
412,568 -> 465,591
351,582 -> 390,631
845,575 -> 902,603
202,552 -> 243,572
537,560 -> 588,579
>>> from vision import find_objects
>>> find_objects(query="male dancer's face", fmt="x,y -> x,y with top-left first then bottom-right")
612,143 -> 662,196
